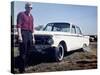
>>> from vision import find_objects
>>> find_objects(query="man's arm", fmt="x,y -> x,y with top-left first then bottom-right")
17,13 -> 23,42
32,16 -> 35,44
17,28 -> 22,42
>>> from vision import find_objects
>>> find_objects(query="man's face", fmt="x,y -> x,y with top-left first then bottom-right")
25,7 -> 32,13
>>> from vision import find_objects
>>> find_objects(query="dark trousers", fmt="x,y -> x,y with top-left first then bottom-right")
19,30 -> 33,72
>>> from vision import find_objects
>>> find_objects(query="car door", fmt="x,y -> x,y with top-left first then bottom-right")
75,26 -> 83,48
70,25 -> 78,50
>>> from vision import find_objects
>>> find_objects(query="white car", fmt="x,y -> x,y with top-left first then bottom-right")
34,22 -> 89,61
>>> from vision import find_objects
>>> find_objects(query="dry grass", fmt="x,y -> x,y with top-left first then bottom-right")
13,42 -> 97,73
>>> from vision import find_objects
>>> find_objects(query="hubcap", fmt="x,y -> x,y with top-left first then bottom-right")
57,45 -> 64,61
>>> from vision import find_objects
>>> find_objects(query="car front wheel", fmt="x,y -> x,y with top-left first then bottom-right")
53,44 -> 64,62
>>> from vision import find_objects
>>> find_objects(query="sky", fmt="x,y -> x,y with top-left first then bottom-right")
12,1 -> 97,35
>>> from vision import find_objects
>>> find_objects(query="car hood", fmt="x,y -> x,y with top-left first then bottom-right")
34,30 -> 71,36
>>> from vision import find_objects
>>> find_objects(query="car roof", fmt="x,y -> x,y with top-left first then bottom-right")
49,22 -> 70,24
47,22 -> 79,28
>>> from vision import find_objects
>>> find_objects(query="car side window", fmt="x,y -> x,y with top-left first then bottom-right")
44,25 -> 52,31
71,25 -> 76,34
76,26 -> 82,34
53,27 -> 61,31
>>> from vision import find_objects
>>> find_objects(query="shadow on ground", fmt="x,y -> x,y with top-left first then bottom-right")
14,48 -> 84,69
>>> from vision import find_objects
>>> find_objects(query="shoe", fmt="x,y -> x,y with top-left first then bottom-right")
19,68 -> 25,73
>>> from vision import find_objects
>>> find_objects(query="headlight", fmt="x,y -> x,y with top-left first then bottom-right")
47,38 -> 54,45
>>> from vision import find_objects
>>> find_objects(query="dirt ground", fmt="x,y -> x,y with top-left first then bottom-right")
13,42 -> 97,73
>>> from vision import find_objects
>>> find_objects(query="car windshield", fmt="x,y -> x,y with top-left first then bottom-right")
43,23 -> 70,32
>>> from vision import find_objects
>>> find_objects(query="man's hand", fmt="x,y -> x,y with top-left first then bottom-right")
32,33 -> 35,44
18,35 -> 23,43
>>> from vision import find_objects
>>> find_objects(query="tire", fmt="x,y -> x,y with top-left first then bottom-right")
82,44 -> 89,52
53,44 -> 64,62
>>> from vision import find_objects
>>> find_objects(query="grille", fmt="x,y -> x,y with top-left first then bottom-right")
34,35 -> 52,45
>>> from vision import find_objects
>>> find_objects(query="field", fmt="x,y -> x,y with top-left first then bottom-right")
13,42 -> 97,73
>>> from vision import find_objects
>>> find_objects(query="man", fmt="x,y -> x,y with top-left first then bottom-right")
17,2 -> 35,73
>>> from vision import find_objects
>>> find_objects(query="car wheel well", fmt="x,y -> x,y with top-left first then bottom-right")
82,43 -> 88,51
59,41 -> 67,52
